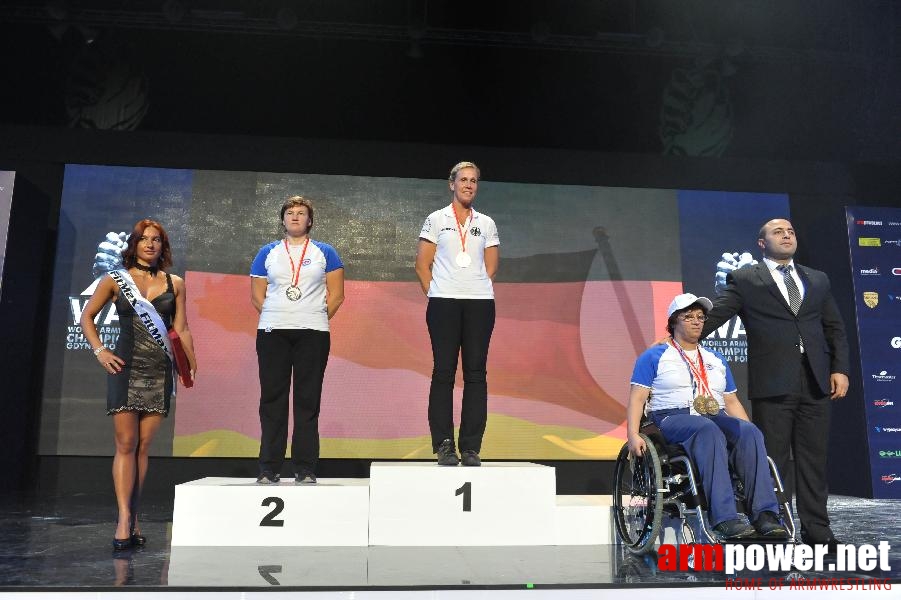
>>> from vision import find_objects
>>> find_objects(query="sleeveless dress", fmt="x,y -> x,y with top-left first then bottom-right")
106,273 -> 175,416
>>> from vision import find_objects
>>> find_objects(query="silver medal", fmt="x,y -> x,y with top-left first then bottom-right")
286,285 -> 302,301
455,252 -> 472,268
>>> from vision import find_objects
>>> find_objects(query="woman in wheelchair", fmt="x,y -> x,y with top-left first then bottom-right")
626,293 -> 788,540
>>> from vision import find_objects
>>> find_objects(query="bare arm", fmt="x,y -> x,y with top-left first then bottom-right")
414,239 -> 437,296
80,275 -> 125,374
250,277 -> 267,314
626,384 -> 651,456
723,392 -> 750,421
484,245 -> 499,280
171,275 -> 198,378
325,268 -> 345,319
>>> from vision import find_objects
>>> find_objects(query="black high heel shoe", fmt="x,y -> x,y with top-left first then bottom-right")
128,513 -> 146,547
112,537 -> 133,551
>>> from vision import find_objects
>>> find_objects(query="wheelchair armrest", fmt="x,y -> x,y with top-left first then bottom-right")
638,422 -> 668,449
639,421 -> 685,459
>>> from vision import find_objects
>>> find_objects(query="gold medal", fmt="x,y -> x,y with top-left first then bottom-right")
693,395 -> 718,415
693,396 -> 710,414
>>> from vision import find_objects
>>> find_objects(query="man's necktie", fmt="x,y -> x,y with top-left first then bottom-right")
778,264 -> 802,315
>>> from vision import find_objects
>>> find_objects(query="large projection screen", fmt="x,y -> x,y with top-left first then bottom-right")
40,164 -> 789,459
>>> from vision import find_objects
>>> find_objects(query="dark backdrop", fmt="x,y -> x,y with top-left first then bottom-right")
1,0 -> 900,498
1,126 -> 896,498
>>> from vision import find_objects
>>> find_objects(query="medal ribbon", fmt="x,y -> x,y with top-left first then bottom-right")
284,237 -> 310,289
669,340 -> 713,398
450,203 -> 473,254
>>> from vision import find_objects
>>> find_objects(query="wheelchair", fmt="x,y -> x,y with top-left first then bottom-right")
613,421 -> 796,555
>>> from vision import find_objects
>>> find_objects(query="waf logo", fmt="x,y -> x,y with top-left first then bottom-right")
863,292 -> 879,308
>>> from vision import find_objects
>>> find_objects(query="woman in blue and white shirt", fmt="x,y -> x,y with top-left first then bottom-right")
415,161 -> 499,467
250,196 -> 344,484
627,293 -> 786,540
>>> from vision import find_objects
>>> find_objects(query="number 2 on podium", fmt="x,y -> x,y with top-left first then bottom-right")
260,497 -> 285,527
455,481 -> 472,512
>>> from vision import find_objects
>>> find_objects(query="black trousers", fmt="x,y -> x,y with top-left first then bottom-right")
426,298 -> 496,453
256,328 -> 330,475
752,354 -> 832,543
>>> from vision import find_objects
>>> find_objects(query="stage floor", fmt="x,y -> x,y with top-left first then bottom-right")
0,491 -> 899,596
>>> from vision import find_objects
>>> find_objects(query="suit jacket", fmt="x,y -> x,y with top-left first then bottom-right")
701,262 -> 850,399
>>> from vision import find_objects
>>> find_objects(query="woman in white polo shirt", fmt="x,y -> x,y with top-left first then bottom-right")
415,161 -> 500,466
250,196 -> 345,485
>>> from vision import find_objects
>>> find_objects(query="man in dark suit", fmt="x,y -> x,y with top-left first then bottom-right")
702,218 -> 850,549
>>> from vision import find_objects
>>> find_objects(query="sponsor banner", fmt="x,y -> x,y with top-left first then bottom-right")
847,206 -> 901,498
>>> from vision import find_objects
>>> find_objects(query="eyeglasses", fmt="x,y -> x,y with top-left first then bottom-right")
679,314 -> 708,322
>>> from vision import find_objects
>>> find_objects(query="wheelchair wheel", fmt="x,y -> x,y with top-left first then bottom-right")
613,433 -> 663,554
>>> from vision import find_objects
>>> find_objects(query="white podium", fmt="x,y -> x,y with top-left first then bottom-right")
171,477 -> 370,546
368,462 -> 557,546
170,464 -> 614,548
554,494 -> 613,545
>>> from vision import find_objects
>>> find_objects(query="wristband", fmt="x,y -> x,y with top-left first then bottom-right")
93,346 -> 106,356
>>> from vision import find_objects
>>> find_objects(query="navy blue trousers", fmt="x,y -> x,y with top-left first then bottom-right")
649,409 -> 779,526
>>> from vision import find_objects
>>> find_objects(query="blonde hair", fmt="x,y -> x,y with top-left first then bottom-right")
448,161 -> 480,183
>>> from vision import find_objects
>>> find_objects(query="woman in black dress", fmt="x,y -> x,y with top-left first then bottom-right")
81,218 -> 197,550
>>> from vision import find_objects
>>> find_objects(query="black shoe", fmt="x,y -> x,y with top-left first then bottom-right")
129,515 -> 146,546
436,439 -> 459,466
713,518 -> 757,540
753,511 -> 788,538
295,471 -> 317,485
256,471 -> 281,484
112,537 -> 133,551
461,450 -> 481,467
